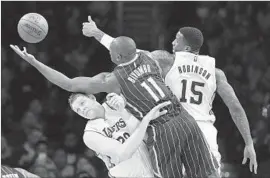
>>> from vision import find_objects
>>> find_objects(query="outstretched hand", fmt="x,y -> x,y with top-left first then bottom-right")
82,16 -> 98,37
144,101 -> 171,121
242,144 -> 258,174
10,45 -> 36,64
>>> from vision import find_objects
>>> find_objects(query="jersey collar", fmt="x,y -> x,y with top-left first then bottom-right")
118,53 -> 139,67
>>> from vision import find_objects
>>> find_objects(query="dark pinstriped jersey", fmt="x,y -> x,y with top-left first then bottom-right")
113,52 -> 181,121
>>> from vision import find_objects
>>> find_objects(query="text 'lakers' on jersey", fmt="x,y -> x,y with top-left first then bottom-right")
165,51 -> 216,122
84,103 -> 153,178
113,52 -> 181,122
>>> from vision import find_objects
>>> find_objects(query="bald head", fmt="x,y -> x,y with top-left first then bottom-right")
109,36 -> 137,64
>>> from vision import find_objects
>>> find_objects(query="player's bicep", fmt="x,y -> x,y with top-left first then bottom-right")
216,69 -> 242,109
83,131 -> 122,159
150,50 -> 174,77
70,72 -> 120,94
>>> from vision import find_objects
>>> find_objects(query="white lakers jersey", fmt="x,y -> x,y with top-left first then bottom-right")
84,103 -> 153,178
165,51 -> 216,122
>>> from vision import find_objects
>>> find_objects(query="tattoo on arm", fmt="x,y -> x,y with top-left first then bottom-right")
216,68 -> 253,145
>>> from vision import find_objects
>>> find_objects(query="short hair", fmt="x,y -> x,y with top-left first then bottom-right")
68,93 -> 96,106
179,27 -> 204,52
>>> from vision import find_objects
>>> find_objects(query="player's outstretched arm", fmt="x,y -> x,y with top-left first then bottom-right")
82,16 -> 150,54
216,68 -> 257,174
10,45 -> 120,94
83,101 -> 170,164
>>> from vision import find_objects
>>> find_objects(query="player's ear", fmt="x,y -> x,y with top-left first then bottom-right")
117,54 -> 122,61
88,94 -> 96,101
184,46 -> 191,52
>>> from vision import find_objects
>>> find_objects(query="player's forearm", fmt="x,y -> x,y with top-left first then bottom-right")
117,119 -> 150,162
92,29 -> 106,42
30,59 -> 73,91
229,104 -> 253,145
218,85 -> 253,145
98,32 -> 115,50
216,69 -> 253,145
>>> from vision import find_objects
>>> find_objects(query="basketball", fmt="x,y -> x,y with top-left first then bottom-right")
17,13 -> 48,43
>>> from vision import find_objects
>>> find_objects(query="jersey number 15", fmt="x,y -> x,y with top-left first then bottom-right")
180,79 -> 205,105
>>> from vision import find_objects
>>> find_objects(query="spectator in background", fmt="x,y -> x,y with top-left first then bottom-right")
53,148 -> 76,178
76,156 -> 97,178
18,129 -> 45,169
63,131 -> 80,167
32,140 -> 59,178
1,135 -> 13,165
21,112 -> 43,136
31,165 -> 50,178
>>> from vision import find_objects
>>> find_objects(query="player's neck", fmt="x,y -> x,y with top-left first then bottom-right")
118,54 -> 138,67
175,51 -> 199,55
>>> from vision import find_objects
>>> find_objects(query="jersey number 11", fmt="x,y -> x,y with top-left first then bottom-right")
141,77 -> 165,102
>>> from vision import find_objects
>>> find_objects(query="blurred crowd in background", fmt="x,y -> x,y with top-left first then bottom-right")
1,2 -> 270,178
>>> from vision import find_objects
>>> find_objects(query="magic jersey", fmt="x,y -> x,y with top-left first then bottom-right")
165,51 -> 216,122
84,103 -> 153,178
113,52 -> 182,123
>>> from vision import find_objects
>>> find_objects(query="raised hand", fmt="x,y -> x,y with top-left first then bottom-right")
82,16 -> 98,38
106,93 -> 126,111
10,45 -> 36,64
242,143 -> 258,174
144,101 -> 171,121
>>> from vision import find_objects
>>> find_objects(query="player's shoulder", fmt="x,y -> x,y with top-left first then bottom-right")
150,50 -> 175,69
84,118 -> 106,133
215,68 -> 227,82
198,54 -> 215,64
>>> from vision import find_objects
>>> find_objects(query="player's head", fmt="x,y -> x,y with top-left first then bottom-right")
172,27 -> 203,54
69,93 -> 105,120
109,36 -> 137,65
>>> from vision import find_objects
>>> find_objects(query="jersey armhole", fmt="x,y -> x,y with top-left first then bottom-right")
84,130 -> 107,137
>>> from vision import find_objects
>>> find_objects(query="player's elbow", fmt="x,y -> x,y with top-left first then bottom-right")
115,149 -> 133,163
83,133 -> 97,151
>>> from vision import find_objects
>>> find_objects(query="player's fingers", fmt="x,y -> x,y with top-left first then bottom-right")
14,45 -> 20,51
242,157 -> 247,164
159,110 -> 168,116
111,98 -> 119,106
107,93 -> 117,100
10,44 -> 16,51
155,101 -> 171,110
10,45 -> 22,56
254,162 -> 258,174
10,45 -> 18,53
15,45 -> 23,53
88,15 -> 92,22
249,160 -> 253,173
